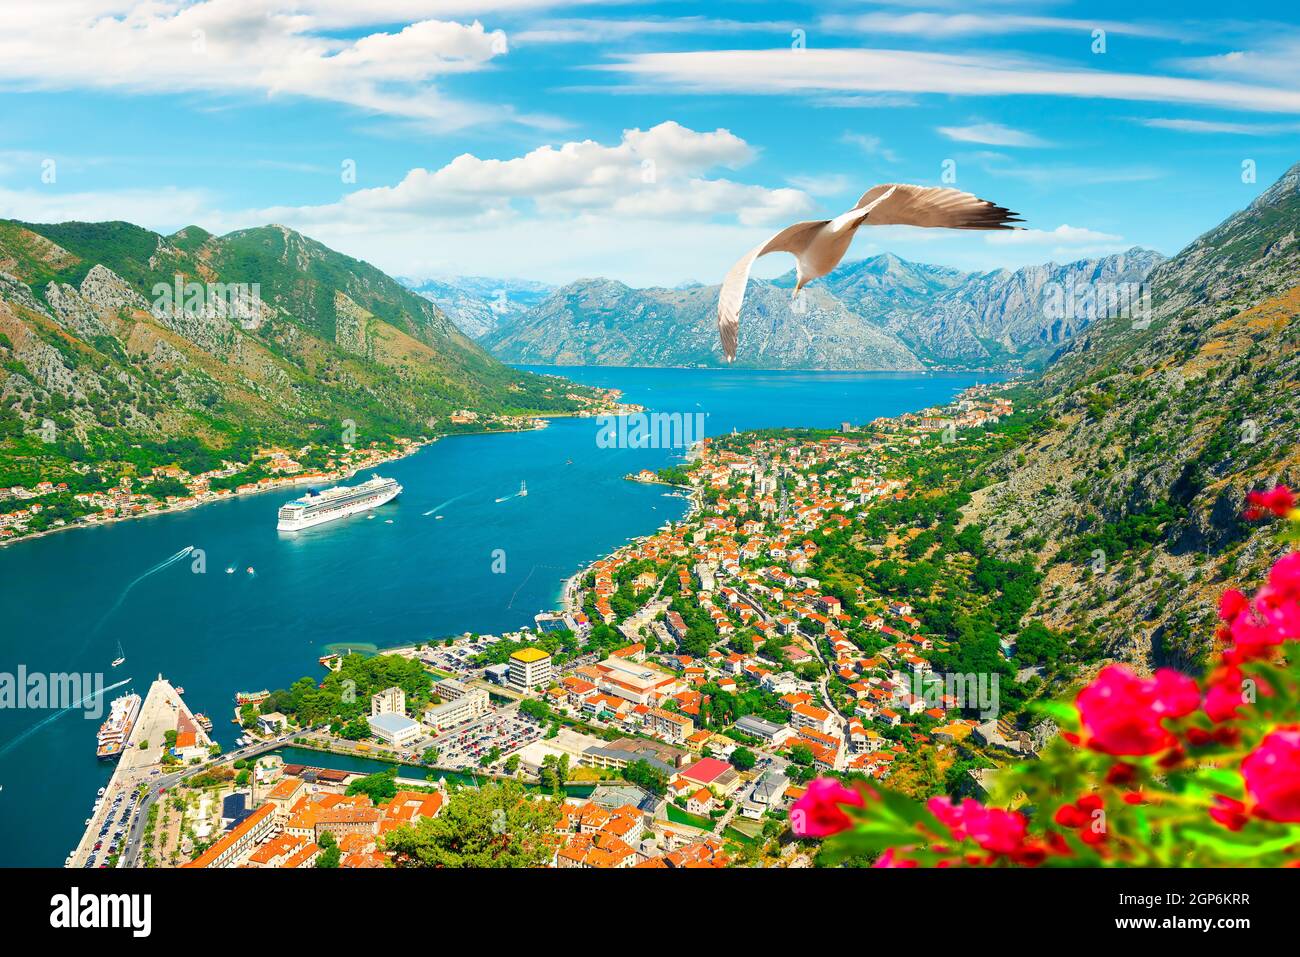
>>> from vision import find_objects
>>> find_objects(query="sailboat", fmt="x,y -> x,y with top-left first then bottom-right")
518,480 -> 528,497
111,641 -> 126,668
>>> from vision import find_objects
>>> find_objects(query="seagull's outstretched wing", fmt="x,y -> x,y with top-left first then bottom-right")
717,220 -> 826,362
854,184 -> 1022,230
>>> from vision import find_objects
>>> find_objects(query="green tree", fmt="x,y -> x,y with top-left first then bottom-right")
382,781 -> 562,868
730,746 -> 757,772
346,768 -> 399,805
315,830 -> 341,868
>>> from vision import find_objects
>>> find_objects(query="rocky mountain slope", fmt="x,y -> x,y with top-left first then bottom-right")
784,249 -> 1164,366
966,162 -> 1300,670
481,277 -> 924,370
484,249 -> 1161,371
0,220 -> 588,480
403,275 -> 553,339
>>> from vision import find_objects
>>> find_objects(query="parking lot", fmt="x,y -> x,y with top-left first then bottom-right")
432,708 -> 542,771
80,783 -> 141,868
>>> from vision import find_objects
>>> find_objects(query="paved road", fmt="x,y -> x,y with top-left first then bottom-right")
119,731 -> 305,868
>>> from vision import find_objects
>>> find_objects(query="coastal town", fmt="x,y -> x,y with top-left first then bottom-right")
73,380 -> 1052,870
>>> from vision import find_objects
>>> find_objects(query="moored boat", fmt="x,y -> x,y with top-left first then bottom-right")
96,693 -> 141,760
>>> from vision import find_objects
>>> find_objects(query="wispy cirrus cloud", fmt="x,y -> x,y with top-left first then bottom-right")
938,122 -> 1048,147
602,48 -> 1300,113
841,132 -> 900,162
820,11 -> 1181,40
1137,117 -> 1300,135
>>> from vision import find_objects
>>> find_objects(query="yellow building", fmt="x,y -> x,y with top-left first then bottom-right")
508,647 -> 553,692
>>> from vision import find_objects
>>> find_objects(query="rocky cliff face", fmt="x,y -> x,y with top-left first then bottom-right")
799,249 -> 1164,366
481,276 -> 924,370
966,162 -> 1300,670
484,249 -> 1162,371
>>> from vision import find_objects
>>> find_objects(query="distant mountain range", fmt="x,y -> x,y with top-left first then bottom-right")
481,277 -> 925,370
777,248 -> 1164,367
402,275 -> 553,340
439,249 -> 1163,371
0,221 -> 589,479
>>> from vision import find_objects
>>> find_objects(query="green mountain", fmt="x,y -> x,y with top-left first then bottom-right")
0,220 -> 591,484
967,161 -> 1300,668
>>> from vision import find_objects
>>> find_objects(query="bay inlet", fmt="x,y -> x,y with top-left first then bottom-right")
0,366 -> 991,866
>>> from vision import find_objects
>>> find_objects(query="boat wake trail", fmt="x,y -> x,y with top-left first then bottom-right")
423,492 -> 470,517
88,545 -> 194,642
0,677 -> 133,761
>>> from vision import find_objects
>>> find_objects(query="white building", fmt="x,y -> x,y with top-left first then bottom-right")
371,686 -> 406,717
367,711 -> 423,747
424,686 -> 490,731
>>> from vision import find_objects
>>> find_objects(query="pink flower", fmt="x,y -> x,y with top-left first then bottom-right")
1252,553 -> 1300,643
1203,667 -> 1249,723
1219,589 -> 1248,621
1244,486 -> 1295,521
790,777 -> 865,838
1075,665 -> 1199,755
873,848 -> 917,868
1209,795 -> 1248,832
926,797 -> 1028,856
1242,728 -> 1300,823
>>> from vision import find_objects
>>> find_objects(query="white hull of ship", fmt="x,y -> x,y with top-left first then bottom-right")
277,486 -> 400,531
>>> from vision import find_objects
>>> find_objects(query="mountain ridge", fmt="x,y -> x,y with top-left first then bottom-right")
0,219 -> 592,485
478,248 -> 1163,371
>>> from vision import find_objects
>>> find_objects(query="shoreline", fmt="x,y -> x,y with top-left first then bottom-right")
0,406 -> 638,552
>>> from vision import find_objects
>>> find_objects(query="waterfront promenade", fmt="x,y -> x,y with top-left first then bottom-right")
67,676 -> 211,869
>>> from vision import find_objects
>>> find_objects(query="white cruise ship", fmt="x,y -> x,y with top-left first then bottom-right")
96,693 -> 141,760
277,475 -> 402,531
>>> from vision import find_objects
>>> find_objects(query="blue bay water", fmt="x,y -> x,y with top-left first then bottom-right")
0,366 -> 989,865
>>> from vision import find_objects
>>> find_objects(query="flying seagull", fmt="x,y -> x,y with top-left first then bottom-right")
716,183 -> 1023,361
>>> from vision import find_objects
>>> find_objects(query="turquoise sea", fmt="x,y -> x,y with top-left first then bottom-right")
0,366 -> 991,865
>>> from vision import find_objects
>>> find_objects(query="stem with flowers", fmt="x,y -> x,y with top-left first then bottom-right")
791,486 -> 1300,868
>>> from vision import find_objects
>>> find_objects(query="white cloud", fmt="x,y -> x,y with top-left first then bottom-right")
841,133 -> 900,162
604,48 -> 1300,113
938,123 -> 1047,147
0,2 -> 529,129
1173,37 -> 1300,85
0,184 -> 216,226
234,121 -> 812,282
987,224 -> 1124,246
1137,117 -> 1300,135
263,121 -> 808,227
513,16 -> 788,44
786,173 -> 854,196
821,12 -> 1179,40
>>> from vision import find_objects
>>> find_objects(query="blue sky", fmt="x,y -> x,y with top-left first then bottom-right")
1,0 -> 1298,286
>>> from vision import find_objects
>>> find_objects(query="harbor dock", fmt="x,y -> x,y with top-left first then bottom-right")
67,676 -> 212,869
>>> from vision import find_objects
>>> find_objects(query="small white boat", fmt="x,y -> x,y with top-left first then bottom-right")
384,519 -> 393,524
111,641 -> 125,668
246,567 -> 254,575
226,566 -> 235,574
